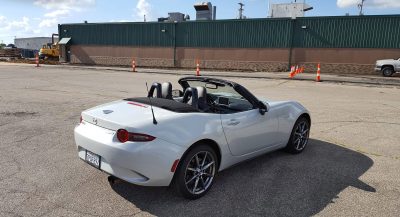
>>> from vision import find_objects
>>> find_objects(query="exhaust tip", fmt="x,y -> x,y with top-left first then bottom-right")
107,175 -> 122,185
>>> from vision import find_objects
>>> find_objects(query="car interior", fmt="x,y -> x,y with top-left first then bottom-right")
147,82 -> 254,114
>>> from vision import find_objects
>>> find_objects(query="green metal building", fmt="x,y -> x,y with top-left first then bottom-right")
58,15 -> 400,74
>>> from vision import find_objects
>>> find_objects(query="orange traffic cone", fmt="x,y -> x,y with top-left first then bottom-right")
289,66 -> 295,78
196,60 -> 200,76
316,63 -> 321,82
35,53 -> 40,67
300,66 -> 304,73
132,59 -> 136,72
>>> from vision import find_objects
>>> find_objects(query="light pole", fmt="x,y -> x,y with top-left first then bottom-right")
238,2 -> 244,19
358,0 -> 366,16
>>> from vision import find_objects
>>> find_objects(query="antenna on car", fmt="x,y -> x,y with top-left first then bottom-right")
146,82 -> 158,125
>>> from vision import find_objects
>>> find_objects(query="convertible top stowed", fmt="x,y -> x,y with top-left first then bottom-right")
76,76 -> 310,199
124,97 -> 200,113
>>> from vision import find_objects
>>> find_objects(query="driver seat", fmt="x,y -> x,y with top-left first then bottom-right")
182,87 -> 198,110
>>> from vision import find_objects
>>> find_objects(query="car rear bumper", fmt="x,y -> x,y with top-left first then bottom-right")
374,66 -> 382,72
74,122 -> 185,186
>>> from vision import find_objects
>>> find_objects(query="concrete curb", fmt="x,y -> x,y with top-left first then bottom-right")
2,62 -> 400,87
64,64 -> 400,87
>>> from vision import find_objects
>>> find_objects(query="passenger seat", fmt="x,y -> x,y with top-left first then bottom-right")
161,82 -> 173,99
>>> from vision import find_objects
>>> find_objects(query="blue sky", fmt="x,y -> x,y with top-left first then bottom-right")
1,0 -> 400,44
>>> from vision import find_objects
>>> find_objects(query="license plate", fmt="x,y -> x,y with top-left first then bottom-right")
85,150 -> 101,169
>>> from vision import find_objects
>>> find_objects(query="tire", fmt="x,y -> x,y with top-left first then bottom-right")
173,144 -> 218,199
382,66 -> 394,77
284,117 -> 310,154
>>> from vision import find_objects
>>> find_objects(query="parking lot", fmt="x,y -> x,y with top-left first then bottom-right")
0,63 -> 399,217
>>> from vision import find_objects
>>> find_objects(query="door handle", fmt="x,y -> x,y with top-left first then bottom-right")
227,119 -> 240,126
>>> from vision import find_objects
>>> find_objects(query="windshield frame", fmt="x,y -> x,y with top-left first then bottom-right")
178,77 -> 263,110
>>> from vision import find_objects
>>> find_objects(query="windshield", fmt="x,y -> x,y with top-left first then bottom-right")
185,80 -> 244,99
184,80 -> 255,113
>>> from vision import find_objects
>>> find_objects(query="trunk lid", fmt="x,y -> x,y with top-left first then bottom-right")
81,100 -> 170,130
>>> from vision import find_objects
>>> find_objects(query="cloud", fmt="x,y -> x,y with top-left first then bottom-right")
135,0 -> 153,21
0,0 -> 96,43
32,0 -> 96,37
33,0 -> 95,11
0,16 -> 5,23
39,18 -> 59,28
0,16 -> 35,42
34,0 -> 96,27
33,0 -> 96,21
0,16 -> 30,31
44,9 -> 70,18
337,0 -> 359,8
337,0 -> 400,8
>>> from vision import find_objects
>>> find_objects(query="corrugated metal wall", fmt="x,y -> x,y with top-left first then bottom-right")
59,15 -> 400,49
62,22 -> 174,46
294,16 -> 400,48
175,19 -> 291,48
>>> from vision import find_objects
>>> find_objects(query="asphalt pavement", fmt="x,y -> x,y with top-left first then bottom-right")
0,63 -> 399,216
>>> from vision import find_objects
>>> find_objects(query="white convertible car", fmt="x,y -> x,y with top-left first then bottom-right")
74,77 -> 311,199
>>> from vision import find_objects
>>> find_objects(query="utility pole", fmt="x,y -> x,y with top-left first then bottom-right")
358,0 -> 366,16
238,2 -> 245,19
144,14 -> 146,22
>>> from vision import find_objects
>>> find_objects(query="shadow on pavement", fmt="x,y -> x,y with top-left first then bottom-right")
111,139 -> 375,217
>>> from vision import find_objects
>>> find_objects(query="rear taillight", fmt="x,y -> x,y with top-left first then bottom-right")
116,129 -> 156,143
80,116 -> 83,123
117,129 -> 129,143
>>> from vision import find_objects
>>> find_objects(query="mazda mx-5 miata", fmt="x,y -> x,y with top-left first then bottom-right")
74,76 -> 311,199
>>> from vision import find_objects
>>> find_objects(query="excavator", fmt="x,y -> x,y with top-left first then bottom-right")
39,34 -> 59,60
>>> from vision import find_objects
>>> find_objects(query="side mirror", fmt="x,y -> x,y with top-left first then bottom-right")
172,89 -> 183,97
258,101 -> 268,115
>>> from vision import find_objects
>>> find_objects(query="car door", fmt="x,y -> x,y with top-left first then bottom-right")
221,108 -> 279,156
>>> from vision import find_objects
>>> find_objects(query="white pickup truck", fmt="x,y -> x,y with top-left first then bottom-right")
375,58 -> 400,77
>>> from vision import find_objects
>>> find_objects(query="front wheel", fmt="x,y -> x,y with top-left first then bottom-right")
382,67 -> 394,77
284,117 -> 310,154
173,144 -> 218,199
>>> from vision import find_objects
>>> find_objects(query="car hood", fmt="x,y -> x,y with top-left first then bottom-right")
377,59 -> 397,63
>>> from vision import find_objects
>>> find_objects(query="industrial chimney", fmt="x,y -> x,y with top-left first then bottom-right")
194,2 -> 213,20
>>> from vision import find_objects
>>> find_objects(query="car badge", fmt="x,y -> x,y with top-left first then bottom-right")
92,118 -> 98,125
103,110 -> 113,114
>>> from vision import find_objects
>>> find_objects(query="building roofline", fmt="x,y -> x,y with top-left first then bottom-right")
15,37 -> 55,40
59,14 -> 400,26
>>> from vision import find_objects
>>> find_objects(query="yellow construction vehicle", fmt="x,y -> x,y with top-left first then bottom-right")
39,34 -> 59,60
